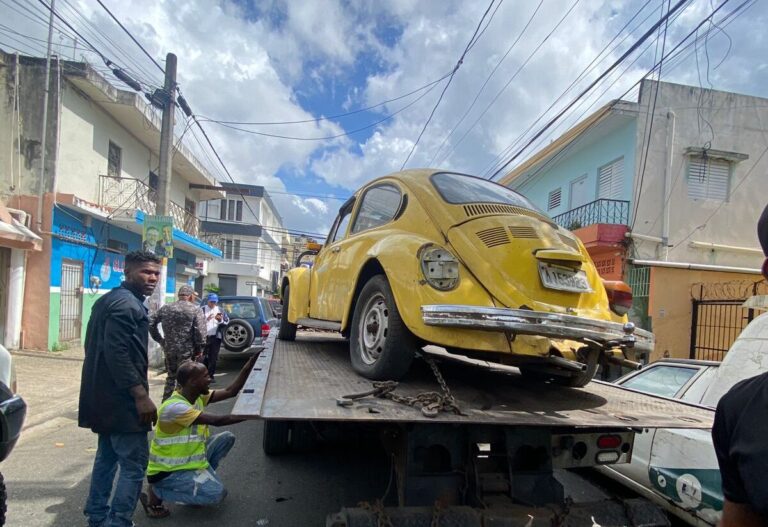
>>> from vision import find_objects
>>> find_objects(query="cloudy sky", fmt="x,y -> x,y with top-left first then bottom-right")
1,0 -> 765,236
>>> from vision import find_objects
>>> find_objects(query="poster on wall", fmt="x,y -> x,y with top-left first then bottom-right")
143,215 -> 174,258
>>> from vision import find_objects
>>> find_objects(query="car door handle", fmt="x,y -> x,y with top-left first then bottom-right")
331,246 -> 341,253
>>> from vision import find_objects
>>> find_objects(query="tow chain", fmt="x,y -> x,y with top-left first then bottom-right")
339,355 -> 463,418
358,499 -> 394,527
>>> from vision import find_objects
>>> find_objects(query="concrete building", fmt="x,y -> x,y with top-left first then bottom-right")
500,79 -> 768,362
0,51 -> 222,351
197,183 -> 284,297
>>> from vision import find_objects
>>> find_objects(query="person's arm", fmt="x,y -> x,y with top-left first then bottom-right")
208,352 -> 259,404
192,412 -> 245,427
148,307 -> 165,346
721,500 -> 765,527
104,297 -> 157,425
218,309 -> 230,325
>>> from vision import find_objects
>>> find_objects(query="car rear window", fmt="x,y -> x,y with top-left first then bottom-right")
220,301 -> 257,319
620,365 -> 699,398
430,172 -> 539,210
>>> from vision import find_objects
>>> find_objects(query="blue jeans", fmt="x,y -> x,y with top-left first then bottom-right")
84,431 -> 149,527
151,431 -> 235,506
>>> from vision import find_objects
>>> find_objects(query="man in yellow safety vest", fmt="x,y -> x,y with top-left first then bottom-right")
139,353 -> 258,518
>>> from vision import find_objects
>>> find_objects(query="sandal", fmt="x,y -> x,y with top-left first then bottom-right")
139,492 -> 171,519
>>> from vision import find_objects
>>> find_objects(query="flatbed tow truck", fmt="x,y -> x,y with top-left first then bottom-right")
233,331 -> 715,527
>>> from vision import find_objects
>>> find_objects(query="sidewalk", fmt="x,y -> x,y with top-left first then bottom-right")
12,349 -> 166,432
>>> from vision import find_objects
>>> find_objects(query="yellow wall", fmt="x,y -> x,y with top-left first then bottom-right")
648,267 -> 761,361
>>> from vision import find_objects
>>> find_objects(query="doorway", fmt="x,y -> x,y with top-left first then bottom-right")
569,175 -> 592,209
59,259 -> 84,343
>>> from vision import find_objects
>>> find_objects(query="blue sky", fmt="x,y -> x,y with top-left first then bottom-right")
2,0 -> 767,236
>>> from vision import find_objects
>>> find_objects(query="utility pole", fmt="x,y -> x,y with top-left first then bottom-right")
156,52 -> 176,216
35,0 -> 56,232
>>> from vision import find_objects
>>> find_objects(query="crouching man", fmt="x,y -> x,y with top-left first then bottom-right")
140,353 -> 259,518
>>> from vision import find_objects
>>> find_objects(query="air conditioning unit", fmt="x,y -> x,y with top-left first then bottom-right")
6,208 -> 31,228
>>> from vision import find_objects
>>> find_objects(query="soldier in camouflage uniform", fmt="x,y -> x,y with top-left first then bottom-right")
149,285 -> 207,401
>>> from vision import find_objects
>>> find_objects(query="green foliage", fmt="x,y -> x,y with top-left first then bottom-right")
204,283 -> 220,294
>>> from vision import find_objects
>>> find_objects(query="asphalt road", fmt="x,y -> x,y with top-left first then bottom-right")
3,353 -> 389,527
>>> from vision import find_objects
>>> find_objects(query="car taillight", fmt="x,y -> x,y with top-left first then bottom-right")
603,280 -> 633,316
261,324 -> 270,338
597,434 -> 622,449
419,244 -> 460,291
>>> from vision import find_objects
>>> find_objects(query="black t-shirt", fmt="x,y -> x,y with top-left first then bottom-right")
712,372 -> 768,517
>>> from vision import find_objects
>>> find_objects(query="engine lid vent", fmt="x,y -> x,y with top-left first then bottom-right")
476,227 -> 510,248
463,203 -> 556,227
558,233 -> 580,251
508,226 -> 539,239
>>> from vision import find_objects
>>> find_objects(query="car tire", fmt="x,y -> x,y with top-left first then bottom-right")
223,319 -> 255,353
278,286 -> 297,341
262,420 -> 291,456
350,275 -> 416,380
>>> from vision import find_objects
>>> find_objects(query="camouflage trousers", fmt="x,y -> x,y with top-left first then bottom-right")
162,351 -> 194,401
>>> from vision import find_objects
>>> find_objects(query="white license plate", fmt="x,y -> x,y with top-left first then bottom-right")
538,263 -> 592,293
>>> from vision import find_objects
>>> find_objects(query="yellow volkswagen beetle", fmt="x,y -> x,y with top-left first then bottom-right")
278,170 -> 653,387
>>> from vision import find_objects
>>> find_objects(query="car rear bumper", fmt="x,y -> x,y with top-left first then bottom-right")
0,394 -> 26,462
420,305 -> 654,353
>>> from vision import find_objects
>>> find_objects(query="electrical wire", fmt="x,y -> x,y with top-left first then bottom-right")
95,0 -> 163,73
399,0 -> 498,170
489,0 -> 691,180
428,0 -> 544,167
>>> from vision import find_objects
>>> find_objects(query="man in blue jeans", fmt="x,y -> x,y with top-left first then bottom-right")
79,251 -> 162,527
141,353 -> 258,517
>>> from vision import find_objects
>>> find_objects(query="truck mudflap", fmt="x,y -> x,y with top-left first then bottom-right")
328,499 -> 670,527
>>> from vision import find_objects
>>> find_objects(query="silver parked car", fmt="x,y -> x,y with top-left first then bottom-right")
597,310 -> 768,526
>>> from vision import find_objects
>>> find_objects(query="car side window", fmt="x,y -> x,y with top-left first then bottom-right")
619,365 -> 699,398
332,211 -> 353,243
350,184 -> 402,235
220,301 -> 256,318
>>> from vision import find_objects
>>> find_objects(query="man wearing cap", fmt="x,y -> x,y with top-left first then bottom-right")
149,286 -> 207,401
712,203 -> 768,526
201,294 -> 229,382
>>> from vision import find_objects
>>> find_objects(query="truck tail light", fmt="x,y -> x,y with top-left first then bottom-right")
603,280 -> 633,316
261,324 -> 271,338
597,434 -> 622,449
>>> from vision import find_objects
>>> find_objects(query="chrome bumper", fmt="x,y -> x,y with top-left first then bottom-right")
421,305 -> 654,352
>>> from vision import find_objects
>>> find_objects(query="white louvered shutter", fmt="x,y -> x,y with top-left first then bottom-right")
687,157 -> 730,200
598,157 -> 624,199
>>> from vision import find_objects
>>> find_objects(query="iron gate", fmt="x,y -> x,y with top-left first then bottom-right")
690,300 -> 755,361
59,259 -> 84,342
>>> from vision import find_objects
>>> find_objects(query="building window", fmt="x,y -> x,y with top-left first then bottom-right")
107,141 -> 121,177
219,199 -> 227,220
598,157 -> 624,199
547,188 -> 562,210
687,156 -> 730,201
236,200 -> 243,221
223,238 -> 241,261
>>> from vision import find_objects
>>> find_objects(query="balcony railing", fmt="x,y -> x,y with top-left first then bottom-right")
169,200 -> 201,238
552,198 -> 630,230
100,175 -> 201,238
100,175 -> 157,216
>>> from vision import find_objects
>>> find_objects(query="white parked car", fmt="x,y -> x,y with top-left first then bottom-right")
597,310 -> 768,526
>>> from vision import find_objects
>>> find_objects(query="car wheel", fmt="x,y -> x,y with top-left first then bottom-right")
262,420 -> 291,455
278,286 -> 297,341
223,319 -> 255,352
350,275 -> 416,380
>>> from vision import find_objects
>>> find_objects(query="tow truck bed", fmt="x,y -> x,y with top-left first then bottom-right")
233,332 -> 714,429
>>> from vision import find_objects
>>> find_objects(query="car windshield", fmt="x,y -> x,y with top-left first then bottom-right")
619,365 -> 699,398
430,172 -> 540,211
220,301 -> 257,319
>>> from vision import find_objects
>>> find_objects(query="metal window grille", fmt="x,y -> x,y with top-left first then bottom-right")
627,265 -> 650,298
547,188 -> 562,210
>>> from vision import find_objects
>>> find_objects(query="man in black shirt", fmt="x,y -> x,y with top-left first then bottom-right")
79,251 -> 162,527
712,203 -> 768,526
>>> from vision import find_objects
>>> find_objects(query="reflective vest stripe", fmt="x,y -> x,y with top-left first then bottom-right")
153,434 -> 204,446
149,453 -> 207,466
